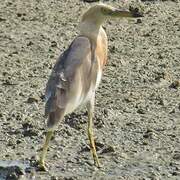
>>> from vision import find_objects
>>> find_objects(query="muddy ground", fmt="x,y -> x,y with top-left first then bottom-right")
0,0 -> 180,179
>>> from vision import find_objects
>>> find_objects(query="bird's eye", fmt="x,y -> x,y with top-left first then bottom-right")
101,8 -> 112,16
101,8 -> 106,14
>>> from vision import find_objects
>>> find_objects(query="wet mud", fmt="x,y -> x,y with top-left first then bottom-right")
0,0 -> 180,179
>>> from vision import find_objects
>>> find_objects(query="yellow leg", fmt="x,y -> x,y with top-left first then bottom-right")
87,100 -> 100,167
39,130 -> 53,171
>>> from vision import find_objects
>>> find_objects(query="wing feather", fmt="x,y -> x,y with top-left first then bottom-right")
45,36 -> 91,117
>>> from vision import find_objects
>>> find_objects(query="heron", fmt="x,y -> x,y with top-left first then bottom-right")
38,3 -> 142,170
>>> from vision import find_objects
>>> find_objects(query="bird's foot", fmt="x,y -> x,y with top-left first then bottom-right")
93,156 -> 101,168
37,160 -> 48,171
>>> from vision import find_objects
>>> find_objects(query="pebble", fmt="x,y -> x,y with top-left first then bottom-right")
137,108 -> 146,114
173,153 -> 180,160
27,95 -> 39,103
101,145 -> 115,154
83,0 -> 99,2
136,19 -> 142,24
169,80 -> 180,89
51,176 -> 58,180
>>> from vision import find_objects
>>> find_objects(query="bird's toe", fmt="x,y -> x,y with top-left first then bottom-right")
37,161 -> 48,171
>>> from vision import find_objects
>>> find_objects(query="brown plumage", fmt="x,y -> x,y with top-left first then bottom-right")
45,37 -> 94,122
38,3 -> 143,170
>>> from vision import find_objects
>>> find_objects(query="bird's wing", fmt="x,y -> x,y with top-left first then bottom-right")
45,36 -> 92,117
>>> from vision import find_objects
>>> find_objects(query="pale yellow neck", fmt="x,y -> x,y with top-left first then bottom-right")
78,20 -> 108,68
78,21 -> 105,42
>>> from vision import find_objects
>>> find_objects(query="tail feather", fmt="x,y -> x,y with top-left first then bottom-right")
47,108 -> 65,129
45,88 -> 67,118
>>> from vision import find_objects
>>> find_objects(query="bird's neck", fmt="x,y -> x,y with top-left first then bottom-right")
78,21 -> 105,42
78,21 -> 108,67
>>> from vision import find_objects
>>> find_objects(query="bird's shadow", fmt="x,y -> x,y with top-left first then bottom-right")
64,111 -> 88,130
64,110 -> 105,130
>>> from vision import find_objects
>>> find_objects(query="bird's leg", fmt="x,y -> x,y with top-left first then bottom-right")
39,130 -> 53,171
87,98 -> 100,167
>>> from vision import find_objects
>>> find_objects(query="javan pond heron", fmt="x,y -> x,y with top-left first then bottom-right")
38,3 -> 142,170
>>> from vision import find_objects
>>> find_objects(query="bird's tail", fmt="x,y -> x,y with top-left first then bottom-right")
46,108 -> 65,130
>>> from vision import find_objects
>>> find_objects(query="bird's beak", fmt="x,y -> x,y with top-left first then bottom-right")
106,7 -> 143,18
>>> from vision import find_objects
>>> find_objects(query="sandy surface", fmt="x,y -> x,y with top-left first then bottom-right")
0,0 -> 180,179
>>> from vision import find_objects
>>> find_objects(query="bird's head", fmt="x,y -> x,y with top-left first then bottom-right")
81,3 -> 143,26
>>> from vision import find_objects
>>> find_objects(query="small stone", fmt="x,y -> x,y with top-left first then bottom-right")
16,139 -> 22,144
173,153 -> 180,160
124,97 -> 132,103
101,145 -> 115,154
143,133 -> 149,139
0,17 -> 6,21
23,129 -> 38,137
96,141 -> 104,148
95,141 -> 105,150
19,92 -> 25,96
136,19 -> 142,24
158,98 -> 166,106
17,13 -> 23,17
22,122 -> 33,129
94,118 -> 104,129
169,109 -> 175,114
27,41 -> 33,46
137,108 -> 146,114
172,171 -> 178,176
83,0 -> 99,2
27,95 -> 39,103
80,145 -> 90,152
129,6 -> 143,18
51,176 -> 58,180
109,45 -> 116,53
169,80 -> 180,89
53,154 -> 60,159
103,109 -> 108,116
7,139 -> 16,146
3,79 -> 18,85
65,129 -> 72,136
51,41 -> 57,48
125,122 -> 135,126
146,128 -> 153,133
142,141 -> 148,145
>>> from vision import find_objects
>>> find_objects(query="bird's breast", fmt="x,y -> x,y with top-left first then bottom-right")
95,35 -> 107,67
